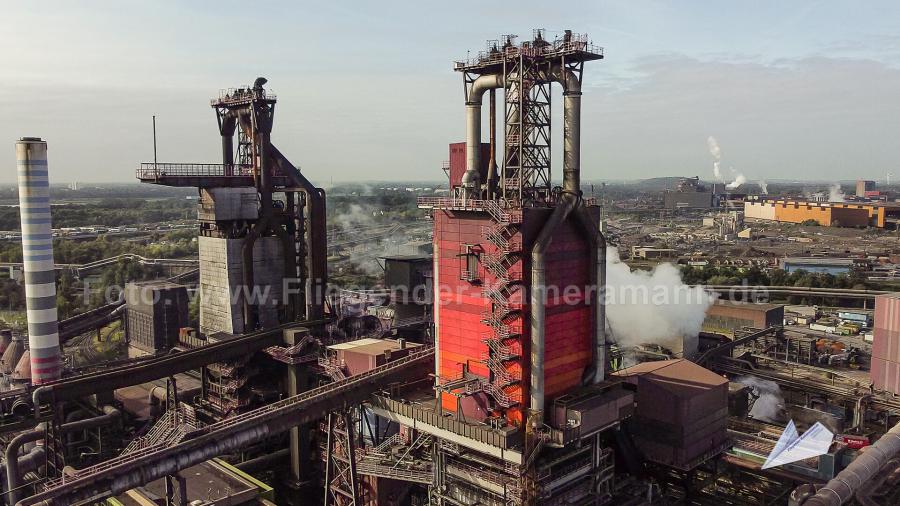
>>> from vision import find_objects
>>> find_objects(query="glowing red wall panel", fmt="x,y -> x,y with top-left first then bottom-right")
433,207 -> 593,427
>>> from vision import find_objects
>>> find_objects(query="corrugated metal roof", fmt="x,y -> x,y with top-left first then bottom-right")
613,359 -> 727,396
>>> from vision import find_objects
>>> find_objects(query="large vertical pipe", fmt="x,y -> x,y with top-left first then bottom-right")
486,89 -> 498,199
529,195 -> 577,426
15,138 -> 59,384
462,74 -> 503,199
529,65 -> 586,423
552,65 -> 582,193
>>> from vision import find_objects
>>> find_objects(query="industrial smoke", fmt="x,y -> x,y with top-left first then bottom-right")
828,183 -> 846,202
758,180 -> 769,194
707,136 -> 747,190
736,376 -> 786,423
707,136 -> 723,181
726,174 -> 747,190
605,248 -> 716,353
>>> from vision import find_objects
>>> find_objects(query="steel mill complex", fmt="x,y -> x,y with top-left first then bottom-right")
2,29 -> 900,506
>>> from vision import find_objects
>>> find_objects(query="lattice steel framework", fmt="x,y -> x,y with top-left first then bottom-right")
501,45 -> 552,204
324,410 -> 360,506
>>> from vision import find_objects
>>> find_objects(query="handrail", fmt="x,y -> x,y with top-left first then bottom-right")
135,163 -> 254,179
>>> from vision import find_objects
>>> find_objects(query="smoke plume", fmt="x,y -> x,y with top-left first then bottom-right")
707,136 -> 723,181
758,180 -> 769,194
605,248 -> 716,355
708,136 -> 747,189
828,183 -> 845,202
726,174 -> 747,190
736,376 -> 786,423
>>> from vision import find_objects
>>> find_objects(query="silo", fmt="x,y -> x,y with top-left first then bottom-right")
15,137 -> 60,383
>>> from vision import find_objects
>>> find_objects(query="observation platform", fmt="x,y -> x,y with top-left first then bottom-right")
454,31 -> 603,73
136,163 -> 287,188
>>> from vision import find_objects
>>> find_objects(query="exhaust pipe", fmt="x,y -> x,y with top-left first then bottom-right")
462,74 -> 504,200
15,138 -> 60,384
529,65 -> 586,425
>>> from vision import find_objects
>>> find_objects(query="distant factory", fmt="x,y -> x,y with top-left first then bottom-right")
744,199 -> 900,228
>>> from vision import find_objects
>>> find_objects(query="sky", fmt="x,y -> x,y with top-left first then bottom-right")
3,1 -> 900,185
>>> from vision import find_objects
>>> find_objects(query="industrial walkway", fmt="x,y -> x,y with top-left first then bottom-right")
19,345 -> 434,506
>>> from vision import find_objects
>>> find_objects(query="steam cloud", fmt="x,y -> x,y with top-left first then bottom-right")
707,136 -> 748,190
828,183 -> 845,202
707,136 -> 723,181
726,174 -> 747,190
606,248 -> 716,355
736,376 -> 786,423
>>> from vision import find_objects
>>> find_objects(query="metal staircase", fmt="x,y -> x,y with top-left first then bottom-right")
479,205 -> 523,409
121,404 -> 202,455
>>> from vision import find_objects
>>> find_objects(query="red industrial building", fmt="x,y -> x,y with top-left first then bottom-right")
432,197 -> 594,425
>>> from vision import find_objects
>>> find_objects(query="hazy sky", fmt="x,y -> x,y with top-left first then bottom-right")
3,1 -> 900,184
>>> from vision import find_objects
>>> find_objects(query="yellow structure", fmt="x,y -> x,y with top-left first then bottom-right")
744,200 -> 900,228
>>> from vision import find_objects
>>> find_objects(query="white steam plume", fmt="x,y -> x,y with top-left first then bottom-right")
707,136 -> 723,181
828,183 -> 845,202
736,376 -> 786,423
726,173 -> 747,189
708,136 -> 747,189
758,180 -> 769,194
606,248 -> 716,355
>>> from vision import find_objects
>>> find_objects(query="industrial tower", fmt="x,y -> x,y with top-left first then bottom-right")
416,30 -> 622,505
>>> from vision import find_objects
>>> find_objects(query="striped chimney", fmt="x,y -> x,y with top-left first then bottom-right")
15,137 -> 60,383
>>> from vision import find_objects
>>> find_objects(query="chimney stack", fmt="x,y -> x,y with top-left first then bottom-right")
16,137 -> 60,384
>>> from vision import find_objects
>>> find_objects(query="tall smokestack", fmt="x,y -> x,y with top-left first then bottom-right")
15,137 -> 60,384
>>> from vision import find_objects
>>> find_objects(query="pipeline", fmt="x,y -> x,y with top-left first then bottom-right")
529,62 -> 589,423
235,448 -> 290,473
799,419 -> 900,505
462,74 -> 504,200
15,348 -> 433,506
5,406 -> 119,505
530,193 -> 579,424
574,206 -> 607,384
31,321 -> 321,410
486,89 -> 498,199
267,144 -> 327,321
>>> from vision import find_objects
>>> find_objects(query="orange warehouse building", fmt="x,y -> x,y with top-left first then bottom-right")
744,200 -> 900,228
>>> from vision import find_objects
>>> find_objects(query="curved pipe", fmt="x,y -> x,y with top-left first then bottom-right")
549,64 -> 582,194
800,419 -> 900,505
530,193 -> 579,425
527,63 -> 589,423
5,406 -> 120,505
4,429 -> 42,506
462,74 -> 504,198
574,206 -> 607,384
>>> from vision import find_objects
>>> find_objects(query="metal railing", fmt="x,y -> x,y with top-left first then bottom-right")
355,459 -> 433,484
136,163 -> 253,179
211,88 -> 276,106
454,34 -> 603,69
